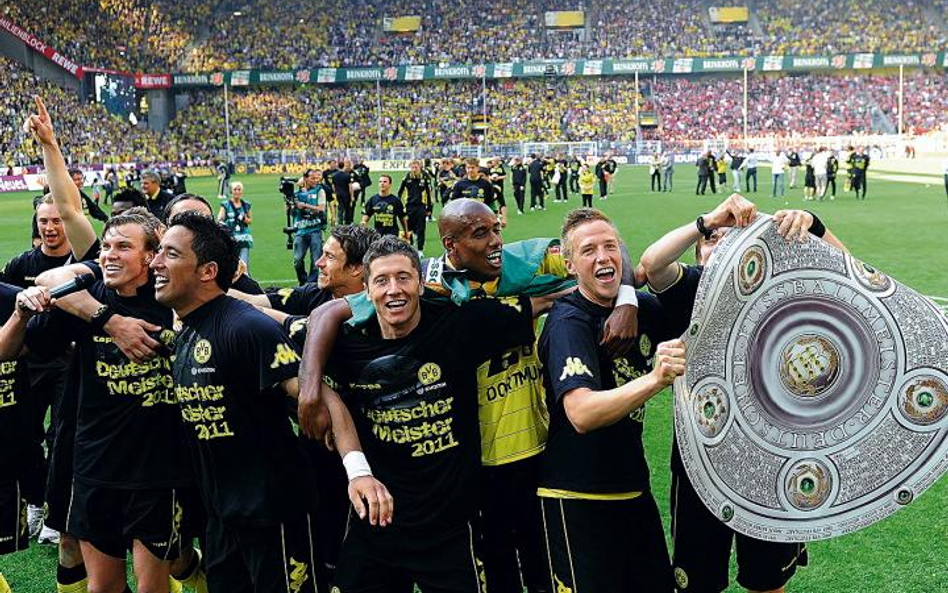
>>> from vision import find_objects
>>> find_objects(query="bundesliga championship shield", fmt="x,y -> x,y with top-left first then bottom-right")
674,215 -> 948,542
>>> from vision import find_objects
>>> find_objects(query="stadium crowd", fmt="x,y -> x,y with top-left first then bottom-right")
7,60 -> 948,167
0,57 -> 167,165
4,0 -> 948,73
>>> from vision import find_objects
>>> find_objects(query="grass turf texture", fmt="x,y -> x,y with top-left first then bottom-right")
0,165 -> 946,592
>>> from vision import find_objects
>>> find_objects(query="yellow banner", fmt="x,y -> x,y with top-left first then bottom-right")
708,6 -> 749,23
383,16 -> 422,33
544,10 -> 585,28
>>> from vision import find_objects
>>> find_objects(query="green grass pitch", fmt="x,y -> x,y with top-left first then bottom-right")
0,165 -> 946,591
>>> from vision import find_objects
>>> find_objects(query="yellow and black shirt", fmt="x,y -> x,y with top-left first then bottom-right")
326,296 -> 534,534
364,193 -> 405,236
26,277 -> 188,490
0,283 -> 32,479
173,295 -> 315,525
537,290 -> 672,500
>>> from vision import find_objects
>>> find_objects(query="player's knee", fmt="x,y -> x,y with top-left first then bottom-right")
59,535 -> 84,566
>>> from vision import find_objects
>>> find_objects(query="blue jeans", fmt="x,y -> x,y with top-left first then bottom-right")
238,246 -> 251,271
772,173 -> 785,197
293,231 -> 322,285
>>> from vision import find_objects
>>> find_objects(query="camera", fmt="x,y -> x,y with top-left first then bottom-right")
280,177 -> 298,249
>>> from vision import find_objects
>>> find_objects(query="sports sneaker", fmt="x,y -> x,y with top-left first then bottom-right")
26,505 -> 43,538
38,524 -> 60,544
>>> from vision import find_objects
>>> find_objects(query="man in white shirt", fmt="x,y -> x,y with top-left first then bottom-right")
771,150 -> 789,198
812,147 -> 829,200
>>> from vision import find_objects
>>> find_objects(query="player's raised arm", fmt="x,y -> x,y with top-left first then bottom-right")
25,96 -> 98,259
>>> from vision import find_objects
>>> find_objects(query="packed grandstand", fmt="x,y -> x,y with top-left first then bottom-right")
2,0 -> 948,165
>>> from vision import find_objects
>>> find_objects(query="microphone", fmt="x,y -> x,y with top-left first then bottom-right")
18,274 -> 96,311
49,274 -> 97,299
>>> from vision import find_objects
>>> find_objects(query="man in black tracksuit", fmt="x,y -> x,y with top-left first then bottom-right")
529,155 -> 546,210
511,157 -> 527,214
398,160 -> 433,252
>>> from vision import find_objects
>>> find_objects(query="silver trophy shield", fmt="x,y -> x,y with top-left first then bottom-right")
674,214 -> 948,542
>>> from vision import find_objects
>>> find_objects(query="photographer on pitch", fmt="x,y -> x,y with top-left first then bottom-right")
293,169 -> 327,285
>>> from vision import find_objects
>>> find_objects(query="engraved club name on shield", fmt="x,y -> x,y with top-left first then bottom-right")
674,215 -> 948,542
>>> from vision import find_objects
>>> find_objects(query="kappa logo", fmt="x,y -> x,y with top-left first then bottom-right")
193,339 -> 212,364
553,575 -> 573,593
559,357 -> 593,381
288,317 -> 308,339
271,343 -> 301,369
498,296 -> 522,313
278,287 -> 295,305
288,558 -> 309,592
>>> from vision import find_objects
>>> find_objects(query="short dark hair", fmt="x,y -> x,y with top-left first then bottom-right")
103,207 -> 162,252
168,211 -> 238,291
561,208 -> 617,260
363,235 -> 421,283
67,168 -> 82,178
379,174 -> 393,184
112,188 -> 147,209
331,225 -> 379,268
163,193 -> 212,222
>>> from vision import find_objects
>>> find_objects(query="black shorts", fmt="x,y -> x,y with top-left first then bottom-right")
335,517 -> 483,593
66,481 -> 194,561
0,480 -> 29,555
540,492 -> 672,592
671,469 -> 807,592
205,512 -> 324,593
45,384 -> 78,533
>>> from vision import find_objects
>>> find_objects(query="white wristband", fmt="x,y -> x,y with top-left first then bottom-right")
616,285 -> 639,308
342,451 -> 373,481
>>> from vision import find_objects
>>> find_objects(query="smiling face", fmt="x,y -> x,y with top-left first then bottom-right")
444,210 -> 503,282
99,223 -> 152,293
366,254 -> 423,337
35,202 -> 67,254
565,220 -> 623,307
316,237 -> 362,297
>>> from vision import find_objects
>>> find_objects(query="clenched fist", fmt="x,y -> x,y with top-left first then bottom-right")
651,339 -> 686,387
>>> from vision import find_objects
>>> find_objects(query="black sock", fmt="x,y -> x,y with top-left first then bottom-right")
56,563 -> 87,585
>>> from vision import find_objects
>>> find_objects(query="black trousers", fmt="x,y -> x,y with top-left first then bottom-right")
530,179 -> 545,208
598,176 -> 608,198
555,179 -> 568,202
852,173 -> 867,199
651,170 -> 662,191
407,206 -> 427,251
746,168 -> 758,192
480,458 -> 549,593
827,176 -> 837,197
696,174 -> 709,195
24,356 -> 68,505
569,174 -> 579,193
708,172 -> 717,194
513,185 -> 525,212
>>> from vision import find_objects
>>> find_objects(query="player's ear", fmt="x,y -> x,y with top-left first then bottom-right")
442,235 -> 455,255
200,261 -> 219,283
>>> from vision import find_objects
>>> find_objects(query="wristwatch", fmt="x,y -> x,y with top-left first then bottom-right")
89,304 -> 116,331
